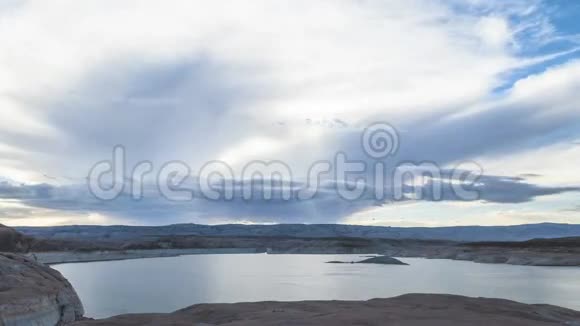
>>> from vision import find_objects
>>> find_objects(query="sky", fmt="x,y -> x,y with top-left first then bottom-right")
0,0 -> 579,227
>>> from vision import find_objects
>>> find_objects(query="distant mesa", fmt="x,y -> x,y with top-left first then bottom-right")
16,222 -> 580,242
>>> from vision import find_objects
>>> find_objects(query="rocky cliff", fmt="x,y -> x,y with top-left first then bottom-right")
0,224 -> 30,252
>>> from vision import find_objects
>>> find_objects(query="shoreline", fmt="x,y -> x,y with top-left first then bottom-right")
380,247 -> 580,267
25,248 -> 580,267
28,248 -> 261,265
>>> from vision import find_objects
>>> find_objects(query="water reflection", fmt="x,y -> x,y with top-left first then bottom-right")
53,254 -> 580,318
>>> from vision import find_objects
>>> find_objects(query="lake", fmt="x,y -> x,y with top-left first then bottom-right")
53,254 -> 580,318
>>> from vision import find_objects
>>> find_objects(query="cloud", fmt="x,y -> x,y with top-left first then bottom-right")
0,170 -> 578,224
561,206 -> 580,213
0,0 -> 579,225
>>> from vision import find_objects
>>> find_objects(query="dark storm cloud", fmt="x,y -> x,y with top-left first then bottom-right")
0,171 -> 578,224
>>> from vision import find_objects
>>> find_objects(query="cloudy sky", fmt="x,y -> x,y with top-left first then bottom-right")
0,0 -> 579,227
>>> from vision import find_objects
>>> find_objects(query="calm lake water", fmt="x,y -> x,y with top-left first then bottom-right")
53,254 -> 580,318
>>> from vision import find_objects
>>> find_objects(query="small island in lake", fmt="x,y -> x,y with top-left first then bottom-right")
326,256 -> 408,265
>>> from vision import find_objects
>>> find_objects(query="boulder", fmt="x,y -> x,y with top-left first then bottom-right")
0,253 -> 84,325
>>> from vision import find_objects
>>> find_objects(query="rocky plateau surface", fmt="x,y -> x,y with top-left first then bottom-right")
74,294 -> 580,326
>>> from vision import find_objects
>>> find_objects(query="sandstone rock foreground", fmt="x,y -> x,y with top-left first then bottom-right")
75,294 -> 580,326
